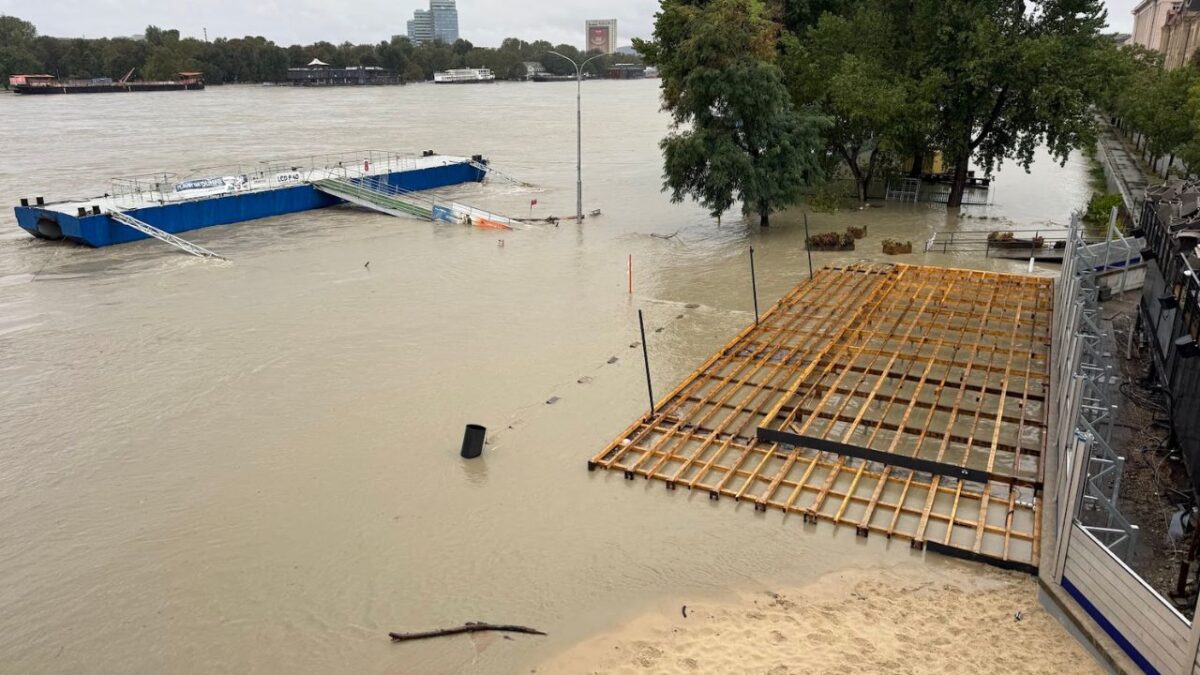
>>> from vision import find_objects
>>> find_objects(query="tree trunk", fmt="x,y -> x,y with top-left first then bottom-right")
946,156 -> 970,209
846,164 -> 867,205
1167,154 -> 1175,178
759,209 -> 770,227
908,150 -> 924,178
863,148 -> 882,204
837,144 -> 868,205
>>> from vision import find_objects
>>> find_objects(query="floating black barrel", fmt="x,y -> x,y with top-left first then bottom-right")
20,198 -> 28,207
36,196 -> 44,205
461,424 -> 486,459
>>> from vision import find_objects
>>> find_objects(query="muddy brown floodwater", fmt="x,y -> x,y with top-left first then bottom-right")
0,80 -> 1097,674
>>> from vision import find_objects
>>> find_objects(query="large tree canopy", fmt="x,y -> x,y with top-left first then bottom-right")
912,0 -> 1113,206
639,0 -> 826,226
642,0 -> 1117,215
782,2 -> 931,203
0,15 -> 41,87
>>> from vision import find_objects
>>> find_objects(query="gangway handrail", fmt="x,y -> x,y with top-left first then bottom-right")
316,175 -> 437,210
354,175 -> 438,207
310,177 -> 435,220
312,175 -> 519,228
108,210 -> 227,260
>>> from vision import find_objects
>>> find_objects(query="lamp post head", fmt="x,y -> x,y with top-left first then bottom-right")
548,50 -> 576,66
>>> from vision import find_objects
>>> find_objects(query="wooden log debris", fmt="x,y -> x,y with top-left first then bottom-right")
388,622 -> 547,642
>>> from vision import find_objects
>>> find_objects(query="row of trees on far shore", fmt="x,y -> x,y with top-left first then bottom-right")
642,0 -> 1137,222
0,15 -> 641,87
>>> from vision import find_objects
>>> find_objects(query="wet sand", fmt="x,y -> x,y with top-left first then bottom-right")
539,560 -> 1103,675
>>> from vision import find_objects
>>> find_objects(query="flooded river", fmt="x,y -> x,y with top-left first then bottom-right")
0,81 -> 1092,674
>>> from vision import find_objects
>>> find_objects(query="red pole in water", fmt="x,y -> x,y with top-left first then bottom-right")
628,255 -> 633,294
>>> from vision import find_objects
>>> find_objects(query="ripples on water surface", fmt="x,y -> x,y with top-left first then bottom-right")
0,81 -> 1090,673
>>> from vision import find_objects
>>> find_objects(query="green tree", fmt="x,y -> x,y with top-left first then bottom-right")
640,0 -> 826,226
782,2 -> 922,203
1178,81 -> 1200,176
61,38 -> 103,77
913,0 -> 1113,207
100,38 -> 148,80
411,41 -> 454,78
378,37 -> 415,79
0,15 -> 41,86
1136,67 -> 1198,176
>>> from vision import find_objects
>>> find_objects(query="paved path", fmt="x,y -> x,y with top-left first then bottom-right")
1097,123 -> 1150,220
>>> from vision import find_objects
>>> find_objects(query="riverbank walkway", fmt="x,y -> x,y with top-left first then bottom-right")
589,263 -> 1051,573
1098,122 -> 1150,218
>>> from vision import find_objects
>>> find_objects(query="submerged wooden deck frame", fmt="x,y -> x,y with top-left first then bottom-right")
589,263 -> 1052,573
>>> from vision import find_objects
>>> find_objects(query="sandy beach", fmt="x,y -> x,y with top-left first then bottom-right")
538,560 -> 1103,675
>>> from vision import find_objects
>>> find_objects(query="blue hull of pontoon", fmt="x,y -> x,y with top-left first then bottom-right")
13,161 -> 485,248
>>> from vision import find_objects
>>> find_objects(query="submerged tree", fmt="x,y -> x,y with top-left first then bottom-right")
638,0 -> 825,226
913,0 -> 1113,207
782,2 -> 928,204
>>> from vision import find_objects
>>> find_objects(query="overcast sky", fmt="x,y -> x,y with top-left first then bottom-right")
0,0 -> 1141,47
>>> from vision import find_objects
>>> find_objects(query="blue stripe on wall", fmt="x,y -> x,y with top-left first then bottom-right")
1061,576 -> 1161,675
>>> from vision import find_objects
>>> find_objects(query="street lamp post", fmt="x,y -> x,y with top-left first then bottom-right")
549,50 -> 604,224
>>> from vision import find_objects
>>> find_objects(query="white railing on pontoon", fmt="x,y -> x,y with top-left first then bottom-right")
106,151 -> 427,209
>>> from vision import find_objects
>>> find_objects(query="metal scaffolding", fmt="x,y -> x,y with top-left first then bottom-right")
1053,215 -> 1139,560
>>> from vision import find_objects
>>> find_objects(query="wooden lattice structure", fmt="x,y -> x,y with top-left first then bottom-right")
589,263 -> 1052,572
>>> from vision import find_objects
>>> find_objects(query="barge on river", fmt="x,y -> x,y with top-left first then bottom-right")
8,71 -> 205,95
13,151 -> 489,248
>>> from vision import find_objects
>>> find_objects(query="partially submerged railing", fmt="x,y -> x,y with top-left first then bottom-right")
882,176 -> 993,205
924,229 -> 1071,257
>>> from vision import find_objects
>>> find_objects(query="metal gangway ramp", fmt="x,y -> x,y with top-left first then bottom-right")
310,176 -> 434,220
108,210 -> 226,260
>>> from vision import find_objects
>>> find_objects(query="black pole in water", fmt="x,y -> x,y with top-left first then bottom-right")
750,246 -> 760,325
638,309 -> 655,415
803,211 -> 814,279
460,424 -> 486,459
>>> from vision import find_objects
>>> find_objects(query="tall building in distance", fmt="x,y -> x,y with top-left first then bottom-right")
431,0 -> 460,44
407,9 -> 433,45
585,19 -> 618,54
407,1 -> 458,45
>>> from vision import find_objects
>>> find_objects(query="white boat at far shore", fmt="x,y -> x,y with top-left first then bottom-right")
433,68 -> 496,84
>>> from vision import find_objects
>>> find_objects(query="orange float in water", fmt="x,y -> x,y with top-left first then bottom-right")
473,218 -> 512,231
